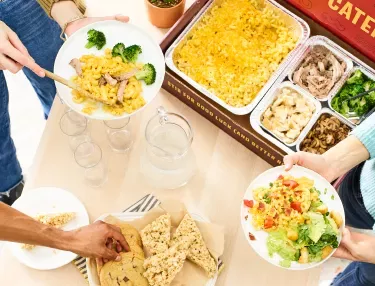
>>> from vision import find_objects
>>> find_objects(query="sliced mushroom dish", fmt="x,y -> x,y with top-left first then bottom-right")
300,114 -> 351,154
261,87 -> 316,144
292,46 -> 346,99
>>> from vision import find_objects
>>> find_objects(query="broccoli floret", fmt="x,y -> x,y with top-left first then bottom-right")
123,45 -> 142,62
135,63 -> 156,85
111,44 -> 142,63
354,97 -> 369,116
340,101 -> 350,116
364,81 -> 372,91
112,43 -> 127,62
331,96 -> 341,112
85,29 -> 106,50
347,70 -> 364,85
349,84 -> 364,96
366,91 -> 375,106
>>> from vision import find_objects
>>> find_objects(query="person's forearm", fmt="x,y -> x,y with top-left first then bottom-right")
0,202 -> 73,251
51,1 -> 83,29
323,135 -> 370,180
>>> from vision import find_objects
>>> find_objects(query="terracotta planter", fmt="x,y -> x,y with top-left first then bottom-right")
145,0 -> 186,29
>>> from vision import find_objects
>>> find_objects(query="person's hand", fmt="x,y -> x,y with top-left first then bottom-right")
0,21 -> 44,76
333,228 -> 375,264
283,151 -> 338,182
65,15 -> 130,37
68,221 -> 129,261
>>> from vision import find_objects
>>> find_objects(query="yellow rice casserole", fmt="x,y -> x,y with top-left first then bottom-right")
174,0 -> 298,108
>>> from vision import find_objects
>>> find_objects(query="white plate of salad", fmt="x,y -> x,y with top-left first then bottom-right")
54,20 -> 165,120
240,166 -> 345,270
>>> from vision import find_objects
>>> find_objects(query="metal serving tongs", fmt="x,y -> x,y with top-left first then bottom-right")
43,69 -> 117,106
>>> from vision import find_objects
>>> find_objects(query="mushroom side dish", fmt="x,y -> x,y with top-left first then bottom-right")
300,114 -> 351,154
261,87 -> 316,144
292,46 -> 346,99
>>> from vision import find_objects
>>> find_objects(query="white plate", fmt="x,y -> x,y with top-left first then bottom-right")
240,166 -> 345,270
54,20 -> 165,120
8,187 -> 90,270
87,212 -> 218,286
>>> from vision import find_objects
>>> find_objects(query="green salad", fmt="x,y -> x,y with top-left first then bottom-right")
267,211 -> 340,267
331,69 -> 375,117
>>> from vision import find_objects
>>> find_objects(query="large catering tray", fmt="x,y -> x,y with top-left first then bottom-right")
165,0 -> 310,115
251,35 -> 375,154
160,0 -> 375,167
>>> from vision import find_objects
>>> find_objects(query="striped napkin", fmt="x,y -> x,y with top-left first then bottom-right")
73,194 -> 224,281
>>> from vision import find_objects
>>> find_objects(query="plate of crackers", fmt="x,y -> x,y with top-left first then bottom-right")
87,201 -> 225,286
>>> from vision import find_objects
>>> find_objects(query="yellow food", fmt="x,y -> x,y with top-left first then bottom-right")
330,211 -> 343,228
72,49 -> 146,115
250,175 -> 315,231
174,0 -> 297,108
321,245 -> 333,259
298,247 -> 308,264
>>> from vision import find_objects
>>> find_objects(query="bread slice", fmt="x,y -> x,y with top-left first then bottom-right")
171,214 -> 217,278
140,214 -> 171,256
143,243 -> 187,286
100,252 -> 148,286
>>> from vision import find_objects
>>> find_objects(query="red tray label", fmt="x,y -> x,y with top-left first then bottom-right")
286,0 -> 375,61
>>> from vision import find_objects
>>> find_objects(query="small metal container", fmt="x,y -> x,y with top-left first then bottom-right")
296,108 -> 354,153
165,0 -> 310,115
287,36 -> 353,102
257,81 -> 321,147
328,66 -> 375,126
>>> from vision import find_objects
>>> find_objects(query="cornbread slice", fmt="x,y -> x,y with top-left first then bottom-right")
140,214 -> 171,255
143,243 -> 187,286
100,252 -> 148,286
22,212 -> 75,250
171,214 -> 217,278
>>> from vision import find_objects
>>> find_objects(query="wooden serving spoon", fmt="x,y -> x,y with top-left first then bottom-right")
43,69 -> 117,106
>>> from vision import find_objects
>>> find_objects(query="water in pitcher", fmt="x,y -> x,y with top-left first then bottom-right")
141,107 -> 196,189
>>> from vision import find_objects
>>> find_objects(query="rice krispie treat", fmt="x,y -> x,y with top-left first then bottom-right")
171,214 -> 217,278
140,214 -> 171,255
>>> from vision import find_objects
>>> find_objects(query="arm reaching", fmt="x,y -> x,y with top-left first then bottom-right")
284,135 -> 369,182
0,202 -> 129,260
284,111 -> 375,181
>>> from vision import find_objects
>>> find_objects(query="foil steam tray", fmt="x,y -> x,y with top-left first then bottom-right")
165,0 -> 310,115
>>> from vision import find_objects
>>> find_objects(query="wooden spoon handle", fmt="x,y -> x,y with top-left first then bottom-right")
43,69 -> 117,106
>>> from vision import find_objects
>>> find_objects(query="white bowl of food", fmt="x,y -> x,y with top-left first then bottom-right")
54,20 -> 165,120
241,166 -> 345,270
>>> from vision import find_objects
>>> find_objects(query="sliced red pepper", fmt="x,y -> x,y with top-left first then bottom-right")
283,180 -> 299,189
285,208 -> 292,216
243,199 -> 254,208
277,175 -> 284,180
249,232 -> 256,241
291,201 -> 302,213
258,202 -> 265,211
264,216 -> 274,229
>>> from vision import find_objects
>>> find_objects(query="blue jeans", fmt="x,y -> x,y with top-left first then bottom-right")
332,163 -> 375,286
0,0 -> 63,192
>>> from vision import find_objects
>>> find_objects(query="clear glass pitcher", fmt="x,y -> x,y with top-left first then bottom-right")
140,106 -> 196,189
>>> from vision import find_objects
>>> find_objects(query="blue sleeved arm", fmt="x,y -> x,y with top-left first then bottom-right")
352,112 -> 375,159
